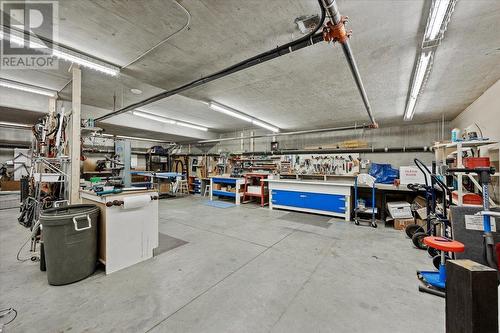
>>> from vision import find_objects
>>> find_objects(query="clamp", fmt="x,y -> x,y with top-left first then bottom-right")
322,16 -> 352,44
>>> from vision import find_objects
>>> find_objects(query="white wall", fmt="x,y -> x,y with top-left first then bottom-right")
452,79 -> 500,140
179,122 -> 450,168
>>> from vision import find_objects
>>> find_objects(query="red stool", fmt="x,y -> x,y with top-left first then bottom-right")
417,236 -> 465,297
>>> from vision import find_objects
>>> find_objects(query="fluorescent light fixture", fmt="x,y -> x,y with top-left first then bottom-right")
252,119 -> 280,133
0,121 -> 32,128
424,0 -> 452,42
132,110 -> 208,131
404,52 -> 432,121
0,78 -> 57,97
101,133 -> 171,143
209,101 -> 280,132
0,30 -> 120,76
209,102 -> 252,122
116,135 -> 170,143
133,111 -> 176,124
176,121 -> 208,131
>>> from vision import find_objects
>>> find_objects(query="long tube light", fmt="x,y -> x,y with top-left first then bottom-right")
208,102 -> 252,122
251,119 -> 279,133
101,133 -> 173,143
0,121 -> 32,128
404,0 -> 456,121
132,111 -> 176,124
132,110 -> 208,131
175,122 -> 208,131
0,30 -> 120,76
404,52 -> 432,121
0,78 -> 57,97
208,101 -> 279,133
424,0 -> 453,42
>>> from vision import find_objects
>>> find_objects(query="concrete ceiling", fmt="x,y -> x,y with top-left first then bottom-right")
1,0 -> 499,141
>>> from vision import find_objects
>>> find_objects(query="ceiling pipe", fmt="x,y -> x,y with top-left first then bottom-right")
95,1 -> 327,122
171,146 -> 432,157
239,146 -> 432,156
196,124 -> 371,144
321,0 -> 376,126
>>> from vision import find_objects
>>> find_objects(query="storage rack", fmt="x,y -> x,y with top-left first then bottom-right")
434,140 -> 498,207
188,176 -> 201,194
242,173 -> 269,207
146,151 -> 169,172
209,177 -> 245,205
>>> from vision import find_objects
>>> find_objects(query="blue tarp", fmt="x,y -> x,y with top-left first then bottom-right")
369,163 -> 399,184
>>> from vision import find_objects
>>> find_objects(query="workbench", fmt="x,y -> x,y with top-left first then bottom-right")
131,171 -> 182,196
209,176 -> 245,205
356,183 -> 415,221
80,189 -> 159,274
266,179 -> 352,221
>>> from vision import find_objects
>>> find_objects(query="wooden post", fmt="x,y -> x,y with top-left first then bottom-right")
70,66 -> 81,204
446,259 -> 498,333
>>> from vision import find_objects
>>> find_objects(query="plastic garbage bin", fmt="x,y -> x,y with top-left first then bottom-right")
40,204 -> 100,285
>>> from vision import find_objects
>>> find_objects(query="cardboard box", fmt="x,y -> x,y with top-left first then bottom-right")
213,183 -> 222,190
387,201 -> 413,219
159,183 -> 171,193
247,185 -> 262,195
0,180 -> 20,191
394,218 -> 416,230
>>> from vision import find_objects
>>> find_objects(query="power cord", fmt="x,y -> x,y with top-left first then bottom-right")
0,308 -> 17,327
16,237 -> 38,262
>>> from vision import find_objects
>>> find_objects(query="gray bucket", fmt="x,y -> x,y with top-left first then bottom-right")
40,204 -> 100,285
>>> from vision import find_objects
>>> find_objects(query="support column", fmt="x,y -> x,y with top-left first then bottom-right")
250,131 -> 254,152
70,66 -> 81,203
48,97 -> 56,124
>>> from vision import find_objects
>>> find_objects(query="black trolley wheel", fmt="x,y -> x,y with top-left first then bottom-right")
412,232 -> 428,250
432,254 -> 450,270
405,224 -> 424,238
427,246 -> 439,258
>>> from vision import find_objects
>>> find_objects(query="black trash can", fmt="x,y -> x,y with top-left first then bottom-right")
40,204 -> 100,285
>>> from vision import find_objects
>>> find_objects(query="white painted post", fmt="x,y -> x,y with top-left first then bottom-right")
250,131 -> 254,152
457,142 -> 463,206
48,97 -> 56,125
70,66 -> 81,204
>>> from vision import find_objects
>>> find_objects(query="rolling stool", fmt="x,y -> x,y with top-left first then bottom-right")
417,236 -> 465,297
203,184 -> 211,197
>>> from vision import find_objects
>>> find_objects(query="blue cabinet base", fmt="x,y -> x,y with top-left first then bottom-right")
271,190 -> 347,217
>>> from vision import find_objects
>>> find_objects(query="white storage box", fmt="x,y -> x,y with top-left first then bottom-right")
399,166 -> 431,185
387,201 -> 413,219
247,185 -> 264,195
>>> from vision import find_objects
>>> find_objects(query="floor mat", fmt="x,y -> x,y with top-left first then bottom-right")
278,211 -> 333,228
203,200 -> 236,209
154,233 -> 188,256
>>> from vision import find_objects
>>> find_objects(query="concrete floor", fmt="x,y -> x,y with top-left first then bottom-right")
0,197 -> 444,332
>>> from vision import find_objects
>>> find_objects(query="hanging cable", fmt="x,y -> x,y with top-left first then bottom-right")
121,0 -> 191,69
96,0 -> 326,122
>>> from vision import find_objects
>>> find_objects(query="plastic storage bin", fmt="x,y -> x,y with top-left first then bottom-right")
40,204 -> 100,285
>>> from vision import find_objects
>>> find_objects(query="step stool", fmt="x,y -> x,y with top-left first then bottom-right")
177,180 -> 189,195
417,236 -> 465,297
203,184 -> 211,197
